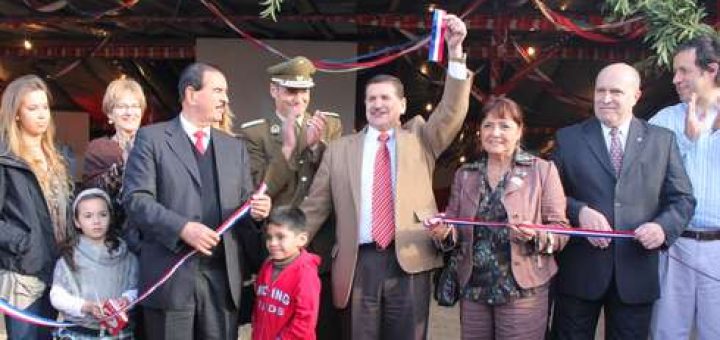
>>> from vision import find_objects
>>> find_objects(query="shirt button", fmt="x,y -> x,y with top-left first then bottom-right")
301,176 -> 308,182
614,202 -> 621,207
299,160 -> 305,165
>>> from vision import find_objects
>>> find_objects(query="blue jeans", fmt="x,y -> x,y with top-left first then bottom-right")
4,291 -> 55,340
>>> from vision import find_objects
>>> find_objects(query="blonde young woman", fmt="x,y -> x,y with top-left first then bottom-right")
0,74 -> 72,339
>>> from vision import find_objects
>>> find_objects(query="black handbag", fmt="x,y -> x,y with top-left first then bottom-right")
434,255 -> 460,306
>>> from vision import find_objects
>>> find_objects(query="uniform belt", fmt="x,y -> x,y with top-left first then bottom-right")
681,230 -> 720,241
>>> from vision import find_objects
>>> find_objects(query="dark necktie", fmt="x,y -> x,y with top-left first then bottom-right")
609,127 -> 623,176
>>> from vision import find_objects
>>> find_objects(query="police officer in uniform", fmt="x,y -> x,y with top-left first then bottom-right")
238,56 -> 343,339
239,56 -> 342,206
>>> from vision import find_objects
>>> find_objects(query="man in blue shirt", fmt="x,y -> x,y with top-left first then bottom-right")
649,35 -> 720,340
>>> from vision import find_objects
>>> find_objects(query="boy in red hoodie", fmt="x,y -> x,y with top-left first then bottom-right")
252,206 -> 321,340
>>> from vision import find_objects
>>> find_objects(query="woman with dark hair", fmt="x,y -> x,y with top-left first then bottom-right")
0,74 -> 72,339
50,188 -> 138,339
428,97 -> 569,340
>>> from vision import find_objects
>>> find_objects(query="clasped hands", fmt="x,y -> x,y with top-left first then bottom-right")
281,110 -> 329,160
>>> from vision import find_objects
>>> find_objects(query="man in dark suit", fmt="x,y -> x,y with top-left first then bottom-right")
123,62 -> 271,340
550,63 -> 695,339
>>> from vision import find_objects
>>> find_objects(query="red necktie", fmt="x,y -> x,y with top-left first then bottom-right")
372,132 -> 395,249
609,128 -> 623,176
193,130 -> 206,155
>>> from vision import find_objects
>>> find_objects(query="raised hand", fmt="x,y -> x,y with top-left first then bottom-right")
684,92 -> 714,141
443,14 -> 467,58
305,110 -> 328,148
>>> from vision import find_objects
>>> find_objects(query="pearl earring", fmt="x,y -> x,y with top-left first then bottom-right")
108,119 -> 114,125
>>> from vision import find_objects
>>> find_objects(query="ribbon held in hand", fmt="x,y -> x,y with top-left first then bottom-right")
426,214 -> 636,239
428,9 -> 446,63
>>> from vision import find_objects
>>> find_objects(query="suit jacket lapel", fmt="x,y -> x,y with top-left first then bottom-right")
619,118 -> 646,178
396,129 -> 412,207
166,117 -> 202,187
582,118 -> 616,178
347,131 -> 364,218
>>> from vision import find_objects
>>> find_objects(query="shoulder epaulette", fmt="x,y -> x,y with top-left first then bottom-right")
240,118 -> 266,129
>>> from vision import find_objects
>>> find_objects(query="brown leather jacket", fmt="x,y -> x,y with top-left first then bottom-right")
442,153 -> 569,290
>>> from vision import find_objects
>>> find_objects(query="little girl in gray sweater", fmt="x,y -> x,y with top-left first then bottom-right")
50,188 -> 138,339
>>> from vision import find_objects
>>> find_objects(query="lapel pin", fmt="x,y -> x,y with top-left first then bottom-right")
270,124 -> 280,135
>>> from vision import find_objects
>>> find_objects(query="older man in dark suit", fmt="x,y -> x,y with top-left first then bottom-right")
123,62 -> 271,340
550,63 -> 695,339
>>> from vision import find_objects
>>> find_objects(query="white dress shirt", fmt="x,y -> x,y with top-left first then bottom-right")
600,118 -> 631,153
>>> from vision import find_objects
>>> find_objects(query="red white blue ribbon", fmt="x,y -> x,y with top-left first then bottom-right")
428,9 -> 446,63
113,182 -> 268,316
427,215 -> 636,239
0,299 -> 74,328
0,183 -> 268,328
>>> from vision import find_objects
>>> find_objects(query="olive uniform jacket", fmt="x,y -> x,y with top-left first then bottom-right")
238,111 -> 342,206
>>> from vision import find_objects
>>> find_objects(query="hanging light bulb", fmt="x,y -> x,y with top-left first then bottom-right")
527,46 -> 537,57
23,39 -> 32,50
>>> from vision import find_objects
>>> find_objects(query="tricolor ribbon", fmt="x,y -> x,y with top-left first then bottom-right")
428,9 -> 446,63
110,182 -> 268,317
426,214 -> 636,239
0,299 -> 74,328
0,183 -> 268,328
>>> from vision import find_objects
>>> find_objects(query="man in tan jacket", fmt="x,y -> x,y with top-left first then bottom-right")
300,14 -> 472,340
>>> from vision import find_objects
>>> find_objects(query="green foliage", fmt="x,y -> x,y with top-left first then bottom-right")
260,0 -> 283,21
605,0 -> 716,68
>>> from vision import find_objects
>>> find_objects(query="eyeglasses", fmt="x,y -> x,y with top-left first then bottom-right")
113,103 -> 142,111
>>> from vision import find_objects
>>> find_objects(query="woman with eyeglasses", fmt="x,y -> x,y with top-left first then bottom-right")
82,78 -> 146,193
